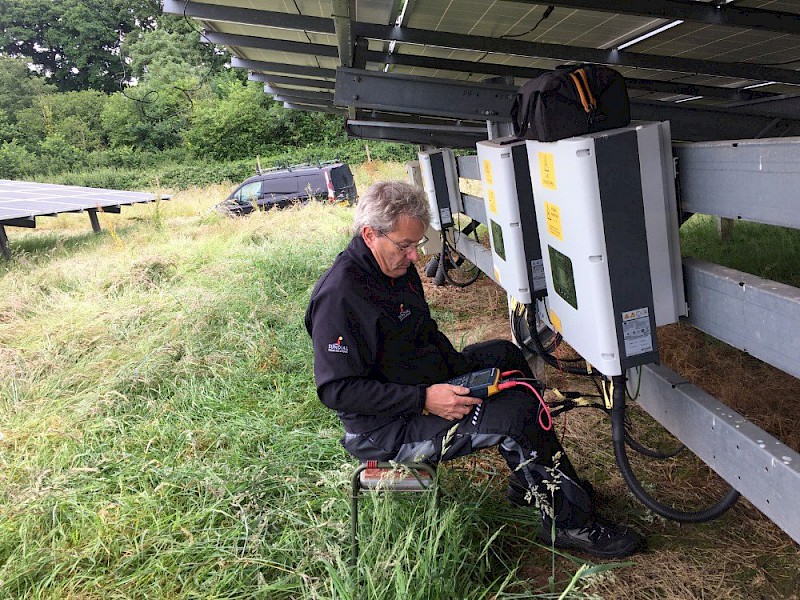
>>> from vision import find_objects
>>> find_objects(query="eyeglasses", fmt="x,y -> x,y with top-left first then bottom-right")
378,230 -> 428,254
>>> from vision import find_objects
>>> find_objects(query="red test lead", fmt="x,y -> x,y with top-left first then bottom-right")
498,379 -> 553,431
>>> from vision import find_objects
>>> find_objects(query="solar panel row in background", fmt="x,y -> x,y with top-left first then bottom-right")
0,179 -> 170,259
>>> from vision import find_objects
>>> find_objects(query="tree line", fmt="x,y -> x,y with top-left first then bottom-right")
0,1 -> 362,184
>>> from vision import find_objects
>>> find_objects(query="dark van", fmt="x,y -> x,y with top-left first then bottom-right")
216,161 -> 357,216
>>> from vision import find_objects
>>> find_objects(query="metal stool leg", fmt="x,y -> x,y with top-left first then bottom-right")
350,462 -> 369,566
349,461 -> 438,567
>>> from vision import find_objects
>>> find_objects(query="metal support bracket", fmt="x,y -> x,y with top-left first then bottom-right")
88,209 -> 102,233
675,138 -> 800,229
684,258 -> 800,380
0,225 -> 10,260
637,364 -> 800,545
335,67 -> 516,122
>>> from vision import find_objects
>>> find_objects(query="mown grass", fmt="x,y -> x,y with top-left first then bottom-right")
0,180 -> 610,599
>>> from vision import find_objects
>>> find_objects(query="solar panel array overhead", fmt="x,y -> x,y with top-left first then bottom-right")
163,0 -> 800,145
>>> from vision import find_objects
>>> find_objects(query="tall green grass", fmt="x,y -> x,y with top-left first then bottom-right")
0,198 -> 602,598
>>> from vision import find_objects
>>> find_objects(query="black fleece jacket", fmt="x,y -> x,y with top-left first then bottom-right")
304,235 -> 469,434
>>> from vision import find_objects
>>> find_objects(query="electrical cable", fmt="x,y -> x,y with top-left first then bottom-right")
625,366 -> 642,400
511,304 -> 593,376
624,428 -> 685,459
622,366 -> 685,458
118,0 -> 218,120
610,374 -> 741,522
502,5 -> 555,38
438,226 -> 480,287
498,379 -> 553,430
474,5 -> 554,63
535,298 -> 562,353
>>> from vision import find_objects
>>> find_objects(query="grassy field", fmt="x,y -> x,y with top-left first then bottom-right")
0,163 -> 614,599
2,162 -> 799,598
680,214 -> 800,287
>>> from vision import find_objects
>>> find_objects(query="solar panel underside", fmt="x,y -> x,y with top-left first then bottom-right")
0,180 -> 167,226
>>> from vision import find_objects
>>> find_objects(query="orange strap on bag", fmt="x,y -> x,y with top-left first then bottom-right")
568,68 -> 597,113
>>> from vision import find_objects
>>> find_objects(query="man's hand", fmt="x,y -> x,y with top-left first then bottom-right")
424,383 -> 482,421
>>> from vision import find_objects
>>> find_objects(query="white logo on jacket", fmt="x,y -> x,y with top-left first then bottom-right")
328,336 -> 349,354
398,303 -> 412,322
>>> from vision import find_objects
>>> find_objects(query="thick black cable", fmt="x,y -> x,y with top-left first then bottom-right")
511,306 -> 593,376
440,228 -> 480,288
611,375 -> 740,523
624,430 -> 685,460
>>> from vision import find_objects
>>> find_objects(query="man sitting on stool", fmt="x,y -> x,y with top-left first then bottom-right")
304,180 -> 643,558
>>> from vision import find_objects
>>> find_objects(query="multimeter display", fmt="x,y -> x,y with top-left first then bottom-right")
446,368 -> 501,398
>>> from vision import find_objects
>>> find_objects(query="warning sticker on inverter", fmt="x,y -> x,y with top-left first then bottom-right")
622,308 -> 653,356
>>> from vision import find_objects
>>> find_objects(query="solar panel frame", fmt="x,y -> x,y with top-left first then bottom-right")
0,180 -> 170,227
170,0 -> 800,140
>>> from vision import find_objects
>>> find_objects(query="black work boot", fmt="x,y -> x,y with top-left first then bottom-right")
539,517 -> 644,559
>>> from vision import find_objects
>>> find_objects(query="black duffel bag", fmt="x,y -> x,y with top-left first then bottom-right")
511,64 -> 630,142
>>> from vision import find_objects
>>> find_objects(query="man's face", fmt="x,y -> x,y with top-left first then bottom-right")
363,214 -> 427,279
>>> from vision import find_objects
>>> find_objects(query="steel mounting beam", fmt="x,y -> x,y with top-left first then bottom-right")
264,85 -> 334,104
284,102 -> 347,116
0,216 -> 36,228
682,258 -> 800,381
248,73 -> 335,89
345,122 -> 487,148
637,364 -> 800,545
202,31 -> 338,58
162,0 -> 334,33
332,0 -> 354,68
675,137 -> 800,229
335,67 -> 800,141
509,0 -> 800,36
630,100 -> 800,140
231,57 -> 335,79
351,22 -> 800,86
0,225 -> 10,260
335,67 -> 517,121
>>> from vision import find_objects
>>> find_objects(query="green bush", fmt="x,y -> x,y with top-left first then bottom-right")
184,81 -> 352,162
35,134 -> 84,174
85,146 -> 189,171
0,140 -> 34,178
51,167 -> 156,190
156,159 -> 256,189
30,138 -> 417,191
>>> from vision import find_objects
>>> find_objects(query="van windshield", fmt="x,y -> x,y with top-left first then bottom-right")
330,166 -> 355,193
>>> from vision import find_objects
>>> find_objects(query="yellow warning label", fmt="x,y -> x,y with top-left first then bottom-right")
538,152 -> 556,190
483,159 -> 493,186
493,265 -> 501,284
544,201 -> 563,241
487,189 -> 497,214
550,309 -> 562,333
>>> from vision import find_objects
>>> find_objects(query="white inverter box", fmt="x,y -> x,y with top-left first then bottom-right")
526,122 -> 685,376
477,136 -> 546,304
418,148 -> 463,230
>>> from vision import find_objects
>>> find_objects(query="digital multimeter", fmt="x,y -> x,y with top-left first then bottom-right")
446,367 -> 501,399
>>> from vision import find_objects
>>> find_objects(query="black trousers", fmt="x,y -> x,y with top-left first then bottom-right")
342,339 -> 592,527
